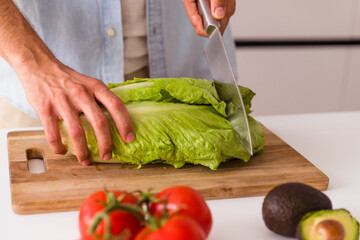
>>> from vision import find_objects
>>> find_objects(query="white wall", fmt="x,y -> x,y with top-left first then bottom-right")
230,0 -> 360,116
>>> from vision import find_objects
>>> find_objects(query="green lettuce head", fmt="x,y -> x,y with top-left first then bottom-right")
59,77 -> 265,170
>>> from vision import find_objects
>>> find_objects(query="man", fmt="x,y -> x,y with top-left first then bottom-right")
0,0 -> 236,165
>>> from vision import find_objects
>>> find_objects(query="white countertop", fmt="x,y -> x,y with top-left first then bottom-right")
1,111 -> 360,240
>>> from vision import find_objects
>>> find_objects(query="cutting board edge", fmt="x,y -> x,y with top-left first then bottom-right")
11,175 -> 329,215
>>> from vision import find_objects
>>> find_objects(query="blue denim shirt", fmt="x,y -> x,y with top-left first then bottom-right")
0,0 -> 237,117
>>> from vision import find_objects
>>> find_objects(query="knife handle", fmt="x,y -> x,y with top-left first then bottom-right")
197,0 -> 220,36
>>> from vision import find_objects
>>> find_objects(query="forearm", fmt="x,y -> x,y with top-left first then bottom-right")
0,0 -> 56,75
0,1 -> 134,166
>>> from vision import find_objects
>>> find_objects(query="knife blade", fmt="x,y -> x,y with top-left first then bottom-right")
197,0 -> 253,155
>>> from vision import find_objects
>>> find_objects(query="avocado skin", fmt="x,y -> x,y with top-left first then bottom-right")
262,182 -> 332,237
295,209 -> 360,240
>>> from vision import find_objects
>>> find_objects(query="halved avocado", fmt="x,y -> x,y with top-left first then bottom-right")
296,209 -> 359,240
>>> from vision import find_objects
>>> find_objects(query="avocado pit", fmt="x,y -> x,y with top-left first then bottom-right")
316,220 -> 345,240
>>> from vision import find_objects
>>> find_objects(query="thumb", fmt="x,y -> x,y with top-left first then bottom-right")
210,0 -> 227,19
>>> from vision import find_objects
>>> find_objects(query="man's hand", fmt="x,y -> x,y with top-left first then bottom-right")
18,61 -> 134,166
0,0 -> 134,166
183,0 -> 236,37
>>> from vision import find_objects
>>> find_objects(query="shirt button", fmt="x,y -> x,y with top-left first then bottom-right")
107,29 -> 116,37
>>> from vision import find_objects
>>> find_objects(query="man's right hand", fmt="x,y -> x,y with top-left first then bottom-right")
183,0 -> 236,37
0,0 -> 134,166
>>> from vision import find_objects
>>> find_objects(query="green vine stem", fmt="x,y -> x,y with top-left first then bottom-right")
88,191 -> 145,239
87,189 -> 175,239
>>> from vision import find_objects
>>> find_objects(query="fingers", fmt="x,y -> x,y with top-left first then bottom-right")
57,95 -> 91,166
183,0 -> 235,36
183,0 -> 208,37
40,112 -> 67,155
210,0 -> 236,34
219,17 -> 230,35
94,86 -> 135,144
210,0 -> 228,19
77,93 -> 113,161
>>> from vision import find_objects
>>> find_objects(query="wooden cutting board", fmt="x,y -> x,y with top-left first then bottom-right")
7,126 -> 329,215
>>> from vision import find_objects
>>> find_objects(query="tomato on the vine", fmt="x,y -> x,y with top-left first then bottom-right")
79,190 -> 143,240
134,214 -> 206,240
149,186 -> 212,236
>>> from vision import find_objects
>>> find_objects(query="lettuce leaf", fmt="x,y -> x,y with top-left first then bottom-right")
59,77 -> 264,170
109,77 -> 227,116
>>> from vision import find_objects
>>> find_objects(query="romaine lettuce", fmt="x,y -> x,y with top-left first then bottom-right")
59,77 -> 264,170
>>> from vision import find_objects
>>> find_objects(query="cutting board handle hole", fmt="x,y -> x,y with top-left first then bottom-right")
26,148 -> 46,174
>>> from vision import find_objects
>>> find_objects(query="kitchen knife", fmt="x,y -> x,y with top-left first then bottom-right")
197,0 -> 253,155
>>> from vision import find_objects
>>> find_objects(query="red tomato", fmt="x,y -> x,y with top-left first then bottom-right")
134,214 -> 206,240
79,190 -> 143,240
149,186 -> 212,236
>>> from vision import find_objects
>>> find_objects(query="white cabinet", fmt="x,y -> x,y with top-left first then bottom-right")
341,48 -> 360,111
352,1 -> 360,37
230,0 -> 356,38
235,48 -> 349,115
230,0 -> 360,115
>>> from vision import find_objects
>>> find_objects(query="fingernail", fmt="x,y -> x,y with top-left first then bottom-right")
214,7 -> 225,19
81,159 -> 91,166
103,153 -> 112,161
126,132 -> 135,142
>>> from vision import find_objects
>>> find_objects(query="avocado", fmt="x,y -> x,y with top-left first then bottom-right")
296,209 -> 359,240
262,182 -> 332,237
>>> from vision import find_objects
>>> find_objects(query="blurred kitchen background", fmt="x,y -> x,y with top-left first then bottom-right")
230,0 -> 360,116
